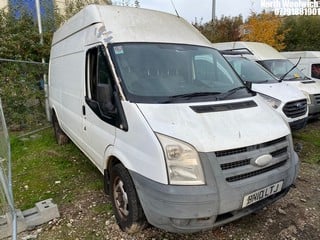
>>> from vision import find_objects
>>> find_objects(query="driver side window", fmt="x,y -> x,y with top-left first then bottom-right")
86,45 -> 117,124
86,45 -> 112,101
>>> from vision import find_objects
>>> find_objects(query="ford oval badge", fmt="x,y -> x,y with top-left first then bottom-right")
254,154 -> 272,167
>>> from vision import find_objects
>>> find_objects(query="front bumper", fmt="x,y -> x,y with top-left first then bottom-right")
130,150 -> 299,233
289,117 -> 308,131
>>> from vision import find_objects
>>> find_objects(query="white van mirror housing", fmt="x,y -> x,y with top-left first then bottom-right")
156,133 -> 205,185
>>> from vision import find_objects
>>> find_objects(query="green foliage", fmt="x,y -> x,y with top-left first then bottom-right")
241,11 -> 286,51
280,15 -> 320,51
0,9 -> 48,130
293,121 -> 320,164
195,15 -> 243,43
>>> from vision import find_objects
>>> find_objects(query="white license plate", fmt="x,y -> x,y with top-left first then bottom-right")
242,181 -> 283,208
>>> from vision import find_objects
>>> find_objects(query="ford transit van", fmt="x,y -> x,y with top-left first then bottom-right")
220,52 -> 308,130
49,5 -> 299,233
213,42 -> 320,118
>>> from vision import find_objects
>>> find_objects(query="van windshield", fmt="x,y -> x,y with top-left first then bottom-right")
257,59 -> 308,81
226,57 -> 278,83
110,43 -> 252,103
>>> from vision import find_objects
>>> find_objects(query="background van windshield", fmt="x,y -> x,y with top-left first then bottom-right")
111,43 -> 250,103
226,57 -> 278,83
257,59 -> 307,80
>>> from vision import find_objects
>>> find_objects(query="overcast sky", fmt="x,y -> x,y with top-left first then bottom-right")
139,0 -> 263,23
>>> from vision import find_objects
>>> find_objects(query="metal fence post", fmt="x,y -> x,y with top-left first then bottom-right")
0,98 -> 17,240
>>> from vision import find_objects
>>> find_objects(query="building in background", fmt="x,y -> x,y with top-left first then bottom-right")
0,0 -> 111,15
0,0 -> 54,19
0,0 -> 8,9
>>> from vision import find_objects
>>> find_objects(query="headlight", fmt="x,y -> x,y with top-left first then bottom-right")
259,94 -> 281,109
156,133 -> 205,185
301,91 -> 311,104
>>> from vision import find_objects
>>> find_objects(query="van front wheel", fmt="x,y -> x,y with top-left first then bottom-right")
110,164 -> 147,233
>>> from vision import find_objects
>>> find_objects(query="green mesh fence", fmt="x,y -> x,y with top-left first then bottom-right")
0,60 -> 48,131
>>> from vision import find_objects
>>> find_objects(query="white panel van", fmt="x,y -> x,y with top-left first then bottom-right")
49,5 -> 299,233
213,42 -> 320,118
220,54 -> 308,130
281,51 -> 320,81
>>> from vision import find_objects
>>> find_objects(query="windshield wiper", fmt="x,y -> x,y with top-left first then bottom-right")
218,86 -> 247,100
280,57 -> 301,81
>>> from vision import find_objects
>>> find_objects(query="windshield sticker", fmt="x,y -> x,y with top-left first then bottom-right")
114,46 -> 124,55
294,73 -> 300,78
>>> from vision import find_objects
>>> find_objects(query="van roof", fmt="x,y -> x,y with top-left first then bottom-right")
212,41 -> 286,60
282,51 -> 320,59
52,4 -> 211,46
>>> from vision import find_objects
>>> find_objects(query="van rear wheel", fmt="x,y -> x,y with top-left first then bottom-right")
52,112 -> 69,145
110,163 -> 147,233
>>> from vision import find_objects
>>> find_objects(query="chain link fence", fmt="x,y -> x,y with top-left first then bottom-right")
0,59 -> 49,132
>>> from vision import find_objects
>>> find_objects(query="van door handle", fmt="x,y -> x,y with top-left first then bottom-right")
82,105 -> 86,116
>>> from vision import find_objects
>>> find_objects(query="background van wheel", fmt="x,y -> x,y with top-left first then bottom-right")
52,112 -> 69,145
110,164 -> 147,233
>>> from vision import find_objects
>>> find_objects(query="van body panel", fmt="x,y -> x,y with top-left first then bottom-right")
285,80 -> 320,95
52,5 -> 102,45
49,51 -> 86,151
213,41 -> 287,60
137,96 -> 288,153
252,82 -> 306,103
112,102 -> 168,184
96,6 -> 211,45
53,5 -> 211,47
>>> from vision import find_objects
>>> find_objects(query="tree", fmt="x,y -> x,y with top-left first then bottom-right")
280,15 -> 320,51
241,11 -> 286,51
195,15 -> 243,43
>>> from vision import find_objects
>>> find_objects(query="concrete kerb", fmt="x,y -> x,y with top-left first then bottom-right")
0,198 -> 60,239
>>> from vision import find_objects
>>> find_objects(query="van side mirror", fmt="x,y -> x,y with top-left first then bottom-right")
96,84 -> 116,114
245,81 -> 252,90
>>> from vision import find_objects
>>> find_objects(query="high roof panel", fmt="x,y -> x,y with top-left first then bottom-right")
52,4 -> 211,46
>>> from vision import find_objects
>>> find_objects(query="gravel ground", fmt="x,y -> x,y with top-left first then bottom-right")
15,160 -> 320,240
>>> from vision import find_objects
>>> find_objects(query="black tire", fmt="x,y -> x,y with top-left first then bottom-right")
110,164 -> 147,233
52,112 -> 69,145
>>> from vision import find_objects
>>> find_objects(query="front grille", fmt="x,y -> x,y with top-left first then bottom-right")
220,159 -> 251,170
215,136 -> 286,157
216,136 -> 289,183
226,160 -> 287,182
283,99 -> 307,118
313,94 -> 320,105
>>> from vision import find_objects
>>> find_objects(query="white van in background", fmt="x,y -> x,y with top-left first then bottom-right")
220,53 -> 308,130
281,51 -> 320,81
213,42 -> 320,118
49,6 -> 299,233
